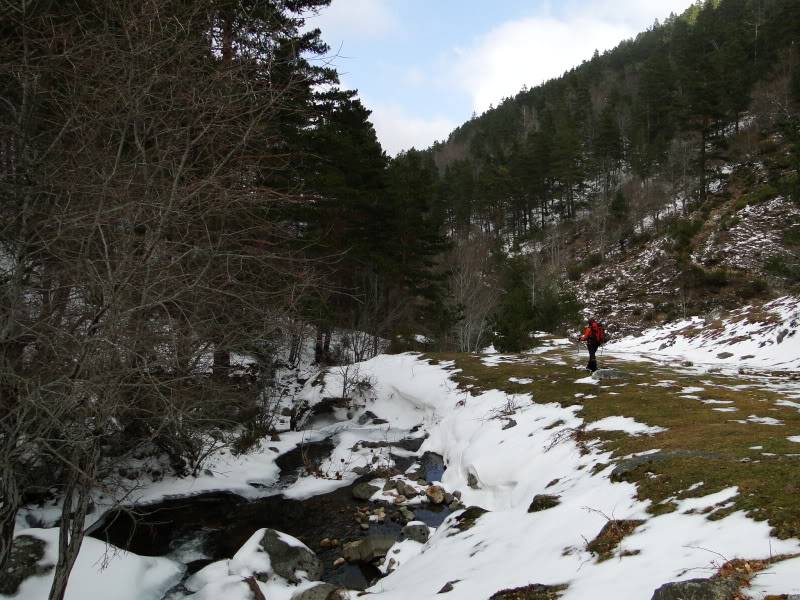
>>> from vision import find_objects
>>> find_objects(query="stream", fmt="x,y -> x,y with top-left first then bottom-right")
88,435 -> 450,594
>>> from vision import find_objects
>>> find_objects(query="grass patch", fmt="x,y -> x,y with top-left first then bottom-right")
423,346 -> 800,539
586,519 -> 644,561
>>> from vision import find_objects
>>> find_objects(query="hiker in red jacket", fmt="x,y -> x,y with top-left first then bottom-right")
579,318 -> 605,372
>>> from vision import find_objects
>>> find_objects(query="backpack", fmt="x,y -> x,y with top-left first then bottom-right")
590,321 -> 606,345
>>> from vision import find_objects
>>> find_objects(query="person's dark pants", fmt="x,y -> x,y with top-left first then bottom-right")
587,342 -> 599,372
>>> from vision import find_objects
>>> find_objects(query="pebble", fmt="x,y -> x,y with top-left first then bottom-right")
333,557 -> 345,568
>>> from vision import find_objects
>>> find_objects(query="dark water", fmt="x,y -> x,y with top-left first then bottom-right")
88,441 -> 450,591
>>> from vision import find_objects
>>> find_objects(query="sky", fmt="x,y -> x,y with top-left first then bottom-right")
306,0 -> 698,156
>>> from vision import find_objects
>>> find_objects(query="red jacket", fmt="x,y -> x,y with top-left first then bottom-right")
580,321 -> 604,344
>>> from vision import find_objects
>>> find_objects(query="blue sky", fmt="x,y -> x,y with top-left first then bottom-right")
307,1 -> 697,156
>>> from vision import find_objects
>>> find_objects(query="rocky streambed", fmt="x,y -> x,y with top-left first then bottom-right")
87,433 -> 460,598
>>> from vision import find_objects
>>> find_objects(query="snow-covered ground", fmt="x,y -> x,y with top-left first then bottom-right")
8,299 -> 800,600
605,296 -> 800,373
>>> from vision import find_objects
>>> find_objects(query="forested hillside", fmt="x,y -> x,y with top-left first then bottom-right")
401,0 -> 800,344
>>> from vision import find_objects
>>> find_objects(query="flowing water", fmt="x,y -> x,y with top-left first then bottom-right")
88,438 -> 449,593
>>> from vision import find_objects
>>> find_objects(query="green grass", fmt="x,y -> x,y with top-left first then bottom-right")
424,345 -> 800,539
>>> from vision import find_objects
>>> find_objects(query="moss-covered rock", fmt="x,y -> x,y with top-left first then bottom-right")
527,495 -> 561,513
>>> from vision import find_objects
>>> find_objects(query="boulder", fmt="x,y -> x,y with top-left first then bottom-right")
396,480 -> 418,498
342,535 -> 396,563
650,577 -> 740,600
398,507 -> 416,522
259,529 -> 323,584
402,523 -> 430,544
467,472 -> 480,489
292,583 -> 340,600
352,482 -> 379,501
0,535 -> 53,595
426,485 -> 446,504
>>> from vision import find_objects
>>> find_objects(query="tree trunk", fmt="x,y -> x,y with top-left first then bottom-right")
48,451 -> 96,600
322,328 -> 332,363
221,10 -> 233,66
213,347 -> 230,380
314,328 -> 324,364
699,122 -> 708,203
0,466 -> 19,574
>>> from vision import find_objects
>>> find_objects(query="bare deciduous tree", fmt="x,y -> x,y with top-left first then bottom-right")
1,0 -> 329,596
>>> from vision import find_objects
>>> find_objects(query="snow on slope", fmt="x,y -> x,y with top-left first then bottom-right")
317,353 -> 800,600
6,529 -> 182,600
605,296 -> 800,372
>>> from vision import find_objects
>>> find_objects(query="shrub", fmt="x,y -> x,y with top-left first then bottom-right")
737,279 -> 769,300
567,252 -> 603,281
667,218 -> 703,253
734,184 -> 779,211
684,265 -> 728,289
765,255 -> 800,282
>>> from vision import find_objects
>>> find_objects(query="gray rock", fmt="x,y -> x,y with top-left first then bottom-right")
357,411 -> 379,425
0,535 -> 53,595
383,479 -> 398,492
396,480 -> 418,498
398,506 -> 416,522
342,535 -> 396,563
402,523 -> 430,544
502,418 -> 517,430
611,450 -> 720,482
650,577 -> 739,600
291,583 -> 339,600
467,472 -> 480,489
593,368 -> 625,380
259,529 -> 323,584
352,482 -> 379,500
438,580 -> 461,594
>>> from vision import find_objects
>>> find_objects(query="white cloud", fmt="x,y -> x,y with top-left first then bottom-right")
308,0 -> 397,43
560,0 -> 698,27
451,0 -> 697,114
454,17 -> 631,113
366,102 -> 456,156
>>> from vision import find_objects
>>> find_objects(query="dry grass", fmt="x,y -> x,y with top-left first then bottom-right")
425,343 -> 800,539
